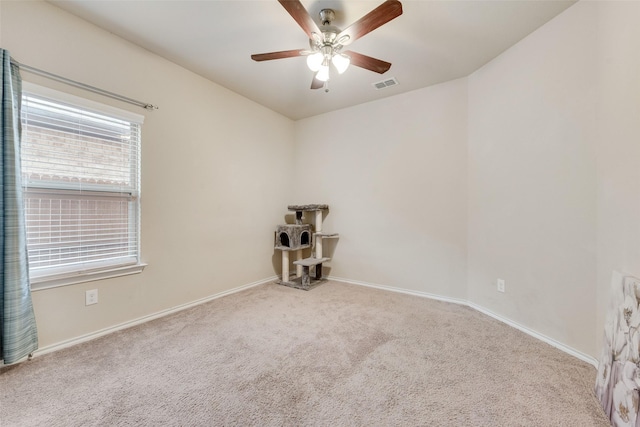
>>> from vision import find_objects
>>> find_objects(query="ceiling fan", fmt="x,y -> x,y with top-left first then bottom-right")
251,0 -> 403,91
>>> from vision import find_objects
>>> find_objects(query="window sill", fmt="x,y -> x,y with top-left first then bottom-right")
30,263 -> 147,291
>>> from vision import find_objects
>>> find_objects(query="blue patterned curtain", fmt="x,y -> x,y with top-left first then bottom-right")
1,49 -> 38,364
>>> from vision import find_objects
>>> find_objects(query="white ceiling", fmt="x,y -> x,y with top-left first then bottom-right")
48,0 -> 575,120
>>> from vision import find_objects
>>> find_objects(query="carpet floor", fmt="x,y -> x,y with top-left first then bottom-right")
1,280 -> 610,426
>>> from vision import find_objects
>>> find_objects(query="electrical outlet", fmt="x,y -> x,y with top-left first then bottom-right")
497,279 -> 506,293
85,289 -> 98,306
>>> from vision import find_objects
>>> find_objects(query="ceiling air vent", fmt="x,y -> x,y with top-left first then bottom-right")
372,77 -> 399,90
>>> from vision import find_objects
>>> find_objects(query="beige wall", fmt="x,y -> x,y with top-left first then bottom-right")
596,1 -> 640,353
467,2 -> 599,356
293,80 -> 469,299
466,0 -> 640,358
1,1 -> 295,349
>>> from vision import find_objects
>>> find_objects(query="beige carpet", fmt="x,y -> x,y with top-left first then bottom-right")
1,280 -> 609,426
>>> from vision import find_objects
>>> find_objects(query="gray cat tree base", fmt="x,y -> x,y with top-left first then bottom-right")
275,204 -> 338,290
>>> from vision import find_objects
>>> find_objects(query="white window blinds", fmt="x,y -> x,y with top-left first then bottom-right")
21,90 -> 142,281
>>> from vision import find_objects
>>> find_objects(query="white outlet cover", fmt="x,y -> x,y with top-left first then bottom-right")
497,279 -> 506,293
85,289 -> 98,305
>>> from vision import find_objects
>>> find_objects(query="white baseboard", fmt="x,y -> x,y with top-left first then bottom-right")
33,276 -> 277,358
329,275 -> 599,368
32,274 -> 599,369
329,275 -> 468,306
467,302 -> 598,367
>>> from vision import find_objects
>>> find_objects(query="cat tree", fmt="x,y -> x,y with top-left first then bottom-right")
275,204 -> 338,290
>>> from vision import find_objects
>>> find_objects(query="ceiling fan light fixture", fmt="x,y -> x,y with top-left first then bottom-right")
306,51 -> 323,71
332,53 -> 350,74
251,1 -> 403,91
316,64 -> 330,82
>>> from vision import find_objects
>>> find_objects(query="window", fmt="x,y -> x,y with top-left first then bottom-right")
20,85 -> 145,289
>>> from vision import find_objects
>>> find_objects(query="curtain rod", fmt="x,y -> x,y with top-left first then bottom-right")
11,60 -> 158,111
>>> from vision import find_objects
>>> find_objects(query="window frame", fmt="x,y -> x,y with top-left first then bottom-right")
21,83 -> 146,291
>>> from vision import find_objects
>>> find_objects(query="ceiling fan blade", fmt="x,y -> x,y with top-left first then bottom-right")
337,0 -> 403,45
311,74 -> 324,90
344,51 -> 392,74
251,49 -> 306,61
278,0 -> 321,39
